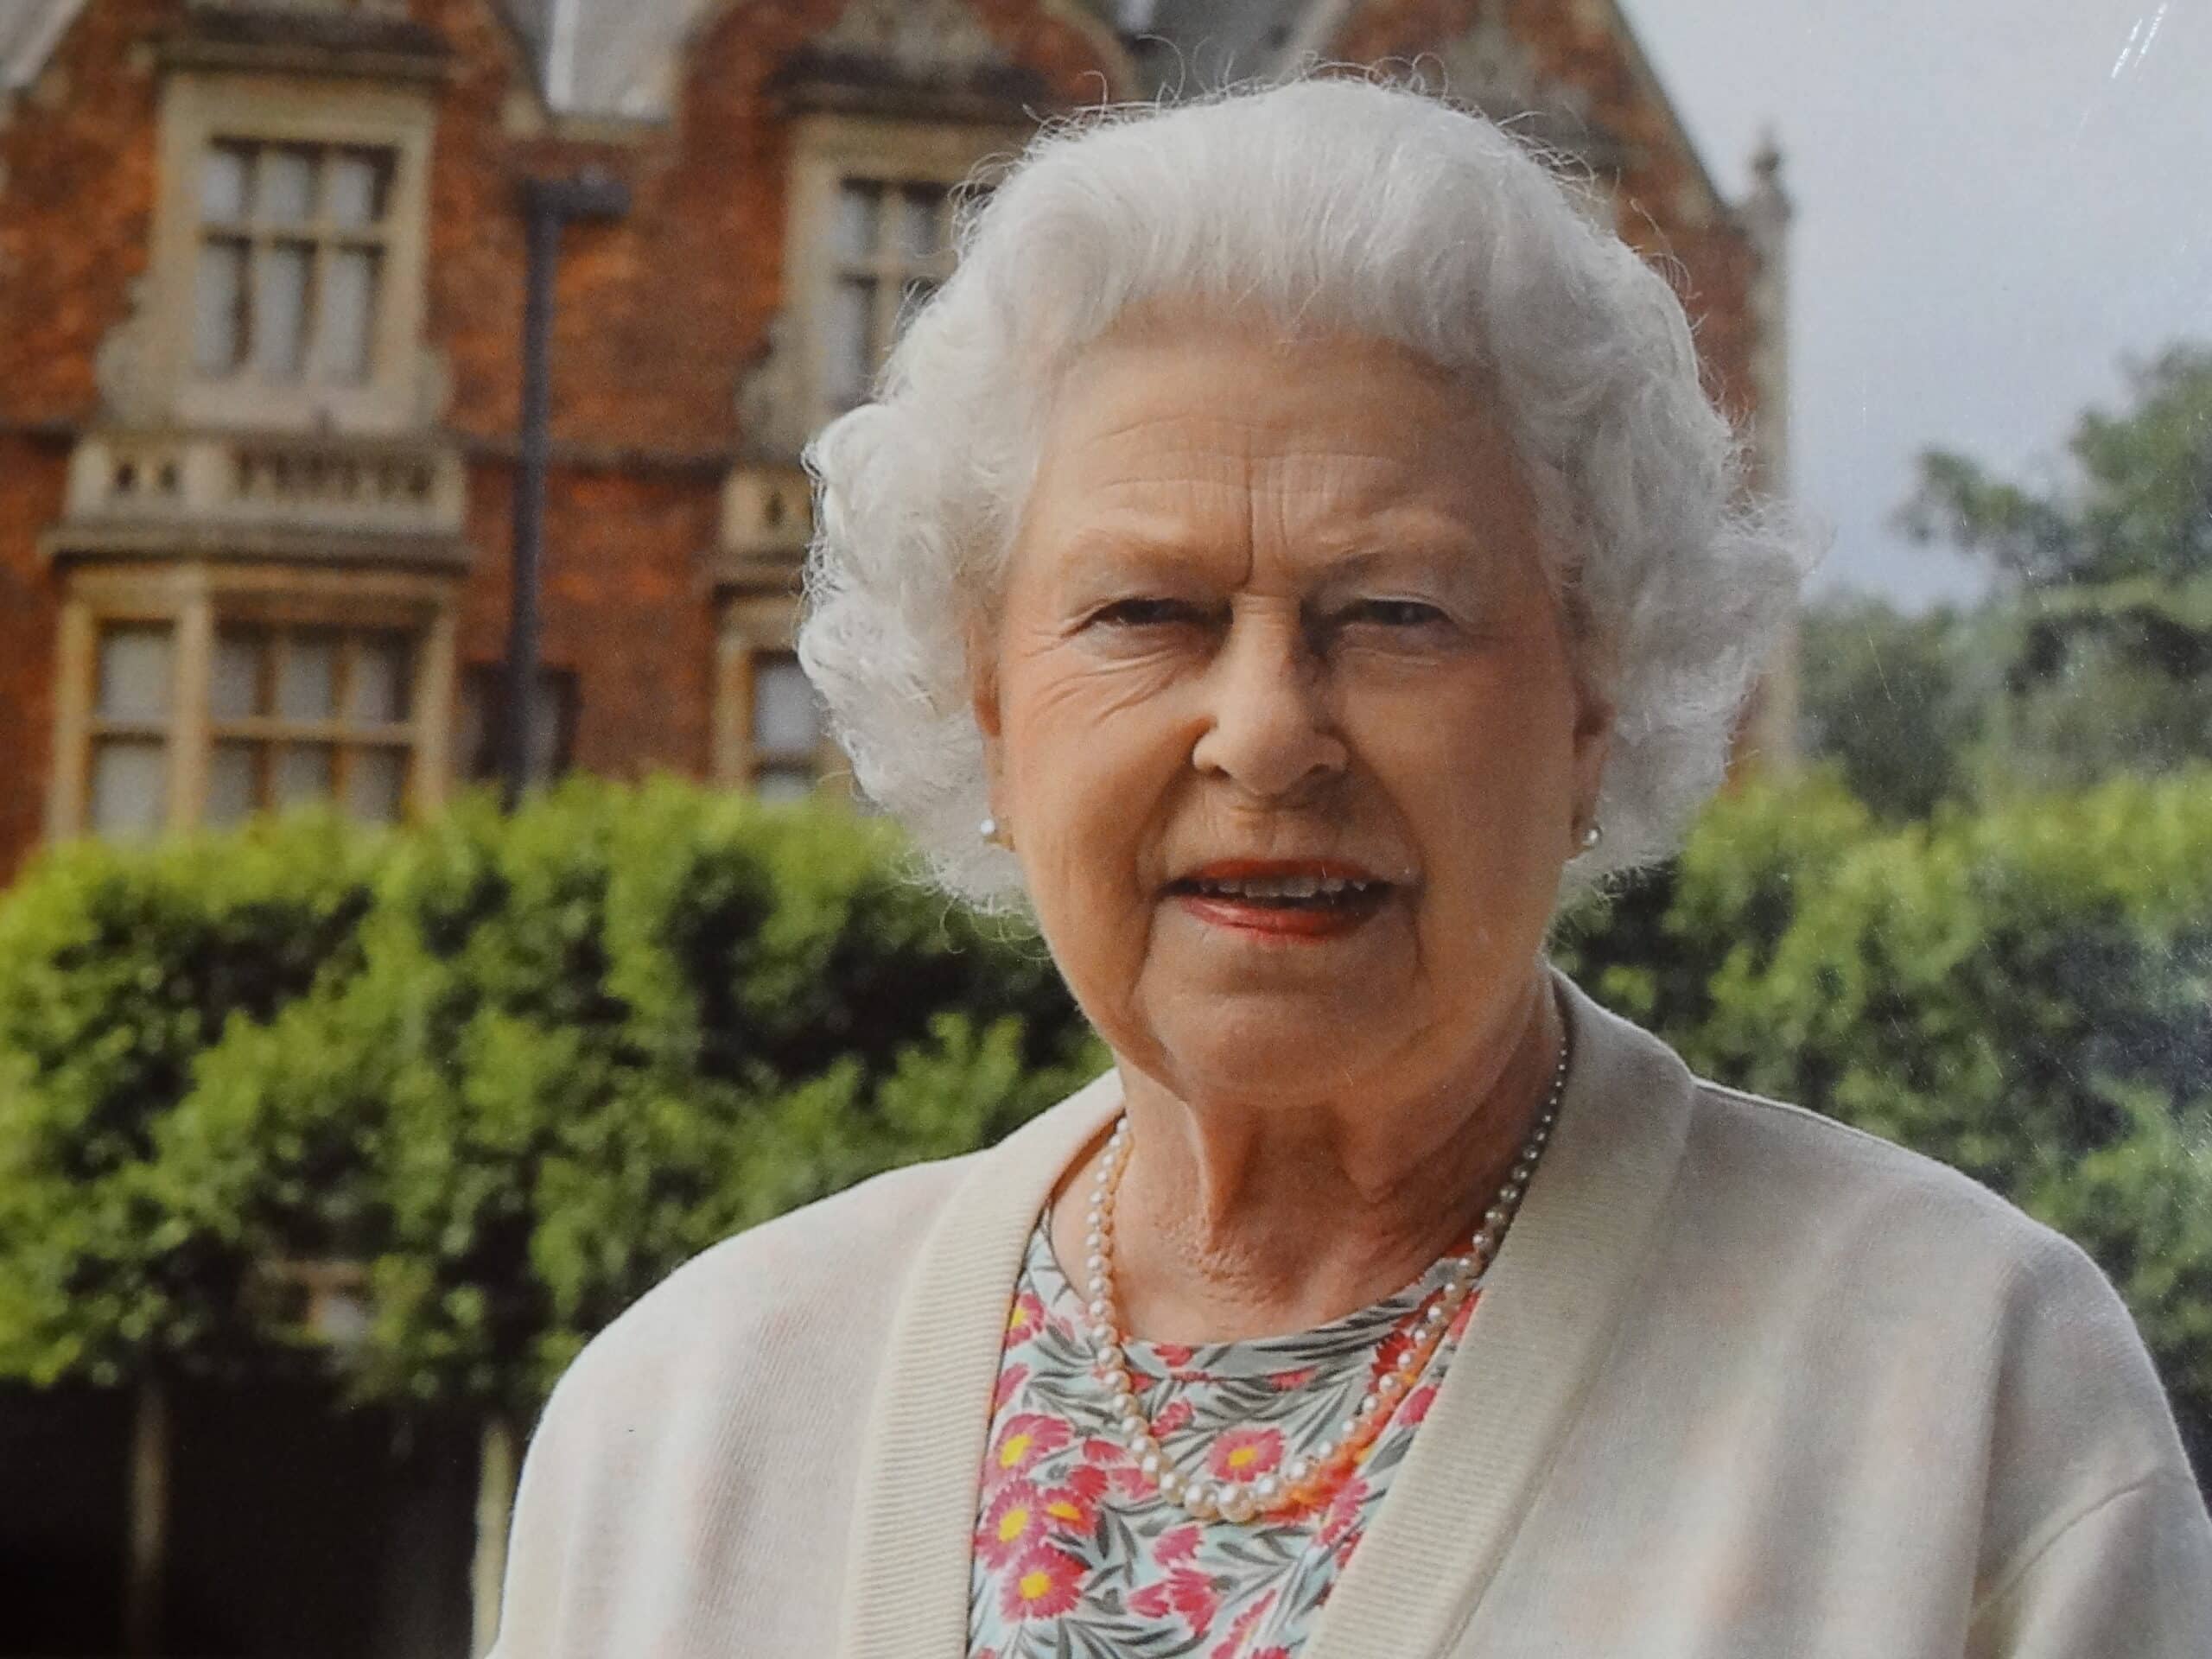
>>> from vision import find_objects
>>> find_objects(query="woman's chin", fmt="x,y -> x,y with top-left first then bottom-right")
1137,1010 -> 1404,1109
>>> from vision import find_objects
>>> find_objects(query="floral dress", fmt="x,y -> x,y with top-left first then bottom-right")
968,1211 -> 1484,1659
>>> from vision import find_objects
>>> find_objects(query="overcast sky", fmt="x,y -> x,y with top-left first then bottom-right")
1625,0 -> 2211,608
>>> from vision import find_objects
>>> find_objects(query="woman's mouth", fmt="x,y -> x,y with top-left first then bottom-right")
1164,871 -> 1395,938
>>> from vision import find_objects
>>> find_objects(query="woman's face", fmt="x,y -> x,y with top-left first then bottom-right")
973,317 -> 1610,1112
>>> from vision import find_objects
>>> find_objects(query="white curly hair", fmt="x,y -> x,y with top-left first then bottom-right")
798,74 -> 1807,912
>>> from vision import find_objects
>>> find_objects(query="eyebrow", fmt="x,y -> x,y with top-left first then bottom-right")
1044,523 -> 1491,590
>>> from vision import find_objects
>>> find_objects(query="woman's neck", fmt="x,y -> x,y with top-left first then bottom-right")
1048,973 -> 1563,1344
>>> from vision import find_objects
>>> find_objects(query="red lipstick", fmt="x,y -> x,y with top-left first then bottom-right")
1166,858 -> 1395,941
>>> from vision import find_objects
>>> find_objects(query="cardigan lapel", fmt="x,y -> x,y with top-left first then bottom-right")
834,974 -> 1695,1659
834,1067 -> 1126,1659
1300,974 -> 1696,1659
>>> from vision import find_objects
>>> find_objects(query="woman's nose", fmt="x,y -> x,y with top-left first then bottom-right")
1188,610 -> 1349,801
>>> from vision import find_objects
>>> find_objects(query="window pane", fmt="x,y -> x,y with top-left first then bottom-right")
89,740 -> 168,838
751,655 -> 820,754
257,148 -> 315,224
833,181 -> 880,263
345,748 -> 407,823
254,243 -> 314,380
326,151 -> 391,229
899,188 -> 942,264
211,630 -> 265,722
753,764 -> 816,803
823,278 -> 874,410
97,626 -> 175,722
348,635 -> 411,725
318,246 -> 380,385
206,742 -> 260,827
194,239 -> 249,375
274,744 -> 335,807
277,632 -> 339,721
200,144 -> 250,224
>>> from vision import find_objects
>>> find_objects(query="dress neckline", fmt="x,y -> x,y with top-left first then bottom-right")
1030,1206 -> 1465,1364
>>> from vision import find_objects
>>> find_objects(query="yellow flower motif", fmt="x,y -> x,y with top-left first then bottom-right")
999,1433 -> 1033,1469
1019,1567 -> 1053,1603
1046,1498 -> 1083,1522
998,1505 -> 1032,1543
1228,1446 -> 1261,1471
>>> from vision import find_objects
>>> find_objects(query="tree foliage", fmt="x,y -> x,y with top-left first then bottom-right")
0,782 -> 1100,1410
1899,344 -> 2212,589
1833,344 -> 2212,800
2,773 -> 2207,1488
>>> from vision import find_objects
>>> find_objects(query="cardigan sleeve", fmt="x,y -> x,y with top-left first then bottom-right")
1965,1470 -> 2212,1657
485,1350 -> 614,1659
1961,1224 -> 2212,1657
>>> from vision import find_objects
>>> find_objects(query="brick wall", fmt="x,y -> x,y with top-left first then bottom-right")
0,0 -> 1760,885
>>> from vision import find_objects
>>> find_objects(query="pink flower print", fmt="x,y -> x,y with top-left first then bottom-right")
1129,1567 -> 1220,1636
1153,1342 -> 1198,1368
1318,1475 -> 1369,1549
1154,1522 -> 1201,1566
1078,1435 -> 1124,1465
1153,1397 -> 1195,1437
992,1363 -> 1029,1411
1268,1366 -> 1319,1391
977,1478 -> 1050,1568
1038,1464 -> 1107,1538
1109,1463 -> 1153,1501
998,1540 -> 1086,1622
1206,1425 -> 1284,1483
1402,1382 -> 1439,1425
1209,1587 -> 1279,1658
1007,1291 -> 1050,1342
988,1413 -> 1072,1484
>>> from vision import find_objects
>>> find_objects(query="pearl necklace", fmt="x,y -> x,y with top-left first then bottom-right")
1078,1027 -> 1570,1525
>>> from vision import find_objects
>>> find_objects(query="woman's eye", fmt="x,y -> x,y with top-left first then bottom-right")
1090,597 -> 1202,628
1345,600 -> 1447,628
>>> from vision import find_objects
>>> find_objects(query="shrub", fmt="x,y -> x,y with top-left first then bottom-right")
0,782 -> 1097,1409
1,768 -> 2204,1483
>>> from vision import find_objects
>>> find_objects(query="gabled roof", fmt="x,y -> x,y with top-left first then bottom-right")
1110,0 -> 1304,94
2,0 -> 1726,213
512,0 -> 1307,119
0,0 -> 1306,116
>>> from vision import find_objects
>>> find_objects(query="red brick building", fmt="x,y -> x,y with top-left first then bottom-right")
0,3 -> 1789,1652
0,0 -> 1790,897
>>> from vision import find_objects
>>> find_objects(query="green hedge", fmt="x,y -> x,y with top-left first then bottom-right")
0,781 -> 1100,1408
1,770 -> 2206,1484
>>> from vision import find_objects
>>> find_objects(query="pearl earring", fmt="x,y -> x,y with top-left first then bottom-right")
1578,819 -> 1604,852
979,817 -> 997,841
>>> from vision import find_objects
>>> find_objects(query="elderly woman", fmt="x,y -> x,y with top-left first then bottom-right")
489,79 -> 2211,1656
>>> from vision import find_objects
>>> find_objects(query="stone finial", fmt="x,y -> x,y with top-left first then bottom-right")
1745,125 -> 1792,226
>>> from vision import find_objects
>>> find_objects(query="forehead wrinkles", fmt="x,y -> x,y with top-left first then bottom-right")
1030,409 -> 1477,586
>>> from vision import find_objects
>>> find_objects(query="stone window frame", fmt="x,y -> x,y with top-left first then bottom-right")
713,594 -> 838,801
783,114 -> 1028,441
146,72 -> 435,435
46,563 -> 459,840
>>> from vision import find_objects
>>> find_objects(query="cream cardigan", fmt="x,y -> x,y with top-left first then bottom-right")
489,978 -> 2212,1657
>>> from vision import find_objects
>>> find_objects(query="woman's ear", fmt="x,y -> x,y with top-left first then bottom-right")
967,623 -> 1007,810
